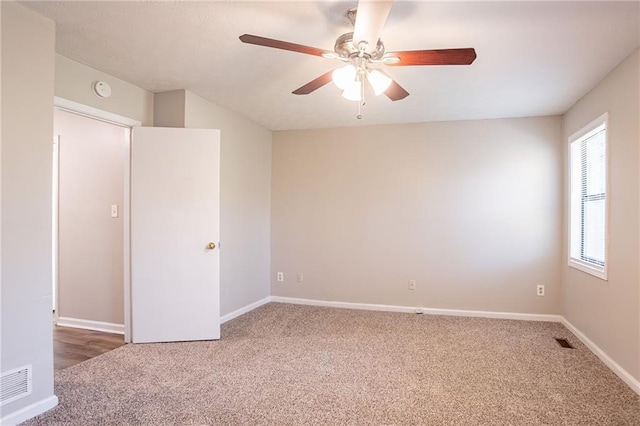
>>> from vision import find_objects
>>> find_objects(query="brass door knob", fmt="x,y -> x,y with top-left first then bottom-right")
207,242 -> 216,250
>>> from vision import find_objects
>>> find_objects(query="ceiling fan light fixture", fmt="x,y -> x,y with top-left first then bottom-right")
342,81 -> 362,101
240,2 -> 478,109
332,64 -> 357,90
367,69 -> 392,96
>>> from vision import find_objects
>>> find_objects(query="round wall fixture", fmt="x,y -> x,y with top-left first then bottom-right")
92,81 -> 112,98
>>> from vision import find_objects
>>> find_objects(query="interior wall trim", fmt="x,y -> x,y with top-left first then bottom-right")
269,296 -> 562,322
561,317 -> 640,395
0,395 -> 58,426
53,97 -> 141,128
220,296 -> 271,324
56,317 -> 125,335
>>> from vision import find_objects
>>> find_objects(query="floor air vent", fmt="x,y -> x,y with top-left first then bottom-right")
1,365 -> 32,406
555,338 -> 574,349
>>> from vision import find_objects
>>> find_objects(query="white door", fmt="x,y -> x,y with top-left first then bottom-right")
130,126 -> 220,343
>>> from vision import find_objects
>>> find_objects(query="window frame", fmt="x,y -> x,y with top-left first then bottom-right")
567,112 -> 609,281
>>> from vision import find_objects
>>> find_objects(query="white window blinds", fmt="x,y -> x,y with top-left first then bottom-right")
569,117 -> 607,279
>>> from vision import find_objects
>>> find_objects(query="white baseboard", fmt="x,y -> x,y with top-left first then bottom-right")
56,317 -> 124,335
220,296 -> 271,324
270,296 -> 561,322
0,395 -> 58,426
420,307 -> 561,322
561,317 -> 640,395
270,296 -> 416,314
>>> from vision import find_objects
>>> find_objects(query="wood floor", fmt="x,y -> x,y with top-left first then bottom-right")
54,325 -> 126,372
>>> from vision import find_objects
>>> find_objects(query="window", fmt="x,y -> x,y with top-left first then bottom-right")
568,113 -> 608,280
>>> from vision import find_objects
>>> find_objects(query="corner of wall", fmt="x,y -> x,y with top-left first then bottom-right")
560,48 -> 640,381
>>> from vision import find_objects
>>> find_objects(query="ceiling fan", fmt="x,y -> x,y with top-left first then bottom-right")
239,0 -> 476,117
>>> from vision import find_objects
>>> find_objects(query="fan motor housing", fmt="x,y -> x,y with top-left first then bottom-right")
334,32 -> 385,60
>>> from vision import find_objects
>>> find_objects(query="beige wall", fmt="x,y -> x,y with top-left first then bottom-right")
1,1 -> 56,419
562,49 -> 640,379
55,109 -> 127,325
154,90 -> 185,127
185,91 -> 272,316
55,54 -> 154,126
272,117 -> 563,313
153,90 -> 273,316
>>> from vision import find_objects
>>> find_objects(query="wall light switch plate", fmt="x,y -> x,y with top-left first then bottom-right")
111,204 -> 119,218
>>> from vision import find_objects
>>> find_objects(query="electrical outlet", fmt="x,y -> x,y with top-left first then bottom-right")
277,272 -> 284,282
537,285 -> 545,296
296,273 -> 303,283
408,280 -> 416,290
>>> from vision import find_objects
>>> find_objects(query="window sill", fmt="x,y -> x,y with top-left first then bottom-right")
568,259 -> 608,281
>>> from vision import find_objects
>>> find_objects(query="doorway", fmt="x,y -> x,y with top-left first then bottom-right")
52,98 -> 139,342
52,98 -> 222,346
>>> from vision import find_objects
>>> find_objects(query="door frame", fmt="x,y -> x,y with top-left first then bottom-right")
53,97 -> 140,343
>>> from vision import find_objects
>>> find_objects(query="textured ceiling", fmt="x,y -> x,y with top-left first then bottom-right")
24,1 -> 640,131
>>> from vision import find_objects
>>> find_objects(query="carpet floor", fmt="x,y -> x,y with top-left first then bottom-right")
25,302 -> 640,425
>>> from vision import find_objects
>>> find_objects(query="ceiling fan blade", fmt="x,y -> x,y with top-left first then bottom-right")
385,79 -> 409,101
376,70 -> 409,101
239,34 -> 332,58
292,71 -> 334,95
386,48 -> 477,66
352,1 -> 393,52
384,80 -> 409,101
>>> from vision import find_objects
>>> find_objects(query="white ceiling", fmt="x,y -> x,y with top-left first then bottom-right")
24,1 -> 640,131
